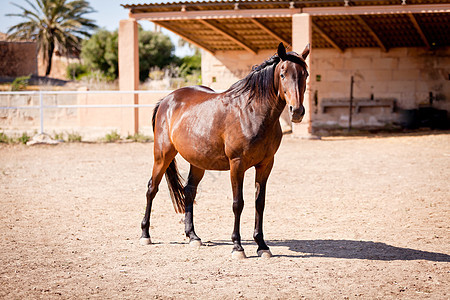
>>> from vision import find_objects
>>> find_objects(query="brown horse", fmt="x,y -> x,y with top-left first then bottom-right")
140,43 -> 310,259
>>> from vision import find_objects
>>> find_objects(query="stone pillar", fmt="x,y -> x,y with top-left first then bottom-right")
292,13 -> 314,138
118,19 -> 139,135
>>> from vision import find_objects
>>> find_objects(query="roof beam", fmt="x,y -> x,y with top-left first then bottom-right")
303,4 -> 450,16
152,21 -> 216,55
354,15 -> 388,52
408,13 -> 431,49
249,18 -> 290,46
312,21 -> 344,52
129,8 -> 297,21
197,19 -> 257,54
128,4 -> 450,21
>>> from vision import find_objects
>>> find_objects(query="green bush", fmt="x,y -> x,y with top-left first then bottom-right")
52,131 -> 82,142
104,130 -> 121,142
81,29 -> 119,80
67,132 -> 82,142
52,131 -> 64,141
11,75 -> 31,91
179,52 -> 201,78
67,63 -> 89,80
0,132 -> 33,144
81,70 -> 114,82
0,132 -> 13,143
185,70 -> 202,85
126,132 -> 152,143
17,132 -> 31,144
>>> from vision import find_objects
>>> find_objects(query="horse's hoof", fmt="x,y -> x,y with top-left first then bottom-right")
139,237 -> 152,245
257,249 -> 272,259
189,239 -> 202,248
232,250 -> 247,260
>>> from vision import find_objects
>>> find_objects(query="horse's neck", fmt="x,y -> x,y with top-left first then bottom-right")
244,96 -> 286,132
260,98 -> 285,122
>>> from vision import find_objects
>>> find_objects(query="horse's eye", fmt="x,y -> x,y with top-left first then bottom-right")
280,73 -> 285,79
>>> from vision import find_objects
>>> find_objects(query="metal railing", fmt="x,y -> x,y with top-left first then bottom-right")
0,90 -> 172,134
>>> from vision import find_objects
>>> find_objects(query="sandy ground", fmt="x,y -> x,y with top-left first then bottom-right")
0,132 -> 449,299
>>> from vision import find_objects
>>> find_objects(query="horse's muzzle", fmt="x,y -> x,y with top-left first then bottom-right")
289,105 -> 305,123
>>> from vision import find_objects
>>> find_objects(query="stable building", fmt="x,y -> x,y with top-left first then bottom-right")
119,0 -> 450,135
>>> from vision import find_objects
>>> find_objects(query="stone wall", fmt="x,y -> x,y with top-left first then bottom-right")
0,39 -> 77,80
0,41 -> 38,77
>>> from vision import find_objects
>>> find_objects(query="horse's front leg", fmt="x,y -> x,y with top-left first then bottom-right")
254,158 -> 274,258
229,159 -> 246,259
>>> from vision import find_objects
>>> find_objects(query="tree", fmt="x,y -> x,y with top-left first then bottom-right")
81,29 -> 118,80
6,0 -> 97,76
81,27 -> 176,82
178,49 -> 201,78
138,29 -> 175,82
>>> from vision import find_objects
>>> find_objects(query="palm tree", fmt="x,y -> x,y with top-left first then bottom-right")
6,0 -> 97,76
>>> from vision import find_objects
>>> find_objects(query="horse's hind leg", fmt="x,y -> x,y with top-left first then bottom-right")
184,164 -> 205,247
140,148 -> 177,245
253,158 -> 274,258
229,159 -> 246,259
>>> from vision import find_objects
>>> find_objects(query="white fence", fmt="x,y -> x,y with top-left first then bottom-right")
0,90 -> 172,139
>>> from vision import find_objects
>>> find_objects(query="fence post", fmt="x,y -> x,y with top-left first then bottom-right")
39,90 -> 44,134
348,75 -> 354,131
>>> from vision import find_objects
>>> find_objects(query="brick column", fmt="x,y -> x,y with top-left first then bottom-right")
292,13 -> 314,138
118,19 -> 139,135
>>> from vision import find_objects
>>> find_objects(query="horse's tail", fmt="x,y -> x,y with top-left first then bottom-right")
152,100 -> 162,133
165,159 -> 186,214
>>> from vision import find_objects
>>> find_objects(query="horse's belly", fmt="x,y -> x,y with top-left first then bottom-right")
177,145 -> 230,171
172,127 -> 229,170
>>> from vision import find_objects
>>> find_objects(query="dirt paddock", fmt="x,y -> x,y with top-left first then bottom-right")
1,132 -> 449,299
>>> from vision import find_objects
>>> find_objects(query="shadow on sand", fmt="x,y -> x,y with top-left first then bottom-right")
207,239 -> 450,262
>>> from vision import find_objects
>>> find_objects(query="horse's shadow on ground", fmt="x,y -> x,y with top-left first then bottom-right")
207,239 -> 450,262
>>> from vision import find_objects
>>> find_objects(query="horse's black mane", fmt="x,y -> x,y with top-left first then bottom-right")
226,55 -> 280,105
225,52 -> 307,106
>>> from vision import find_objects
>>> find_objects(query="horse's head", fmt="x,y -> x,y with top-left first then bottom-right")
276,43 -> 310,123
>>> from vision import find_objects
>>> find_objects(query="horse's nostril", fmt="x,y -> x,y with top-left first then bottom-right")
300,106 -> 305,116
289,106 -> 293,113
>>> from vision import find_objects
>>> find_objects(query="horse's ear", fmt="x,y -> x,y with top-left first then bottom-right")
277,42 -> 287,61
301,43 -> 310,60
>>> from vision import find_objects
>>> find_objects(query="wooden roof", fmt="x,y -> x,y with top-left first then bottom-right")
122,0 -> 450,53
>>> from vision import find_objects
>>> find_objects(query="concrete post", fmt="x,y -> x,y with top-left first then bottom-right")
119,19 -> 139,135
292,13 -> 314,138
